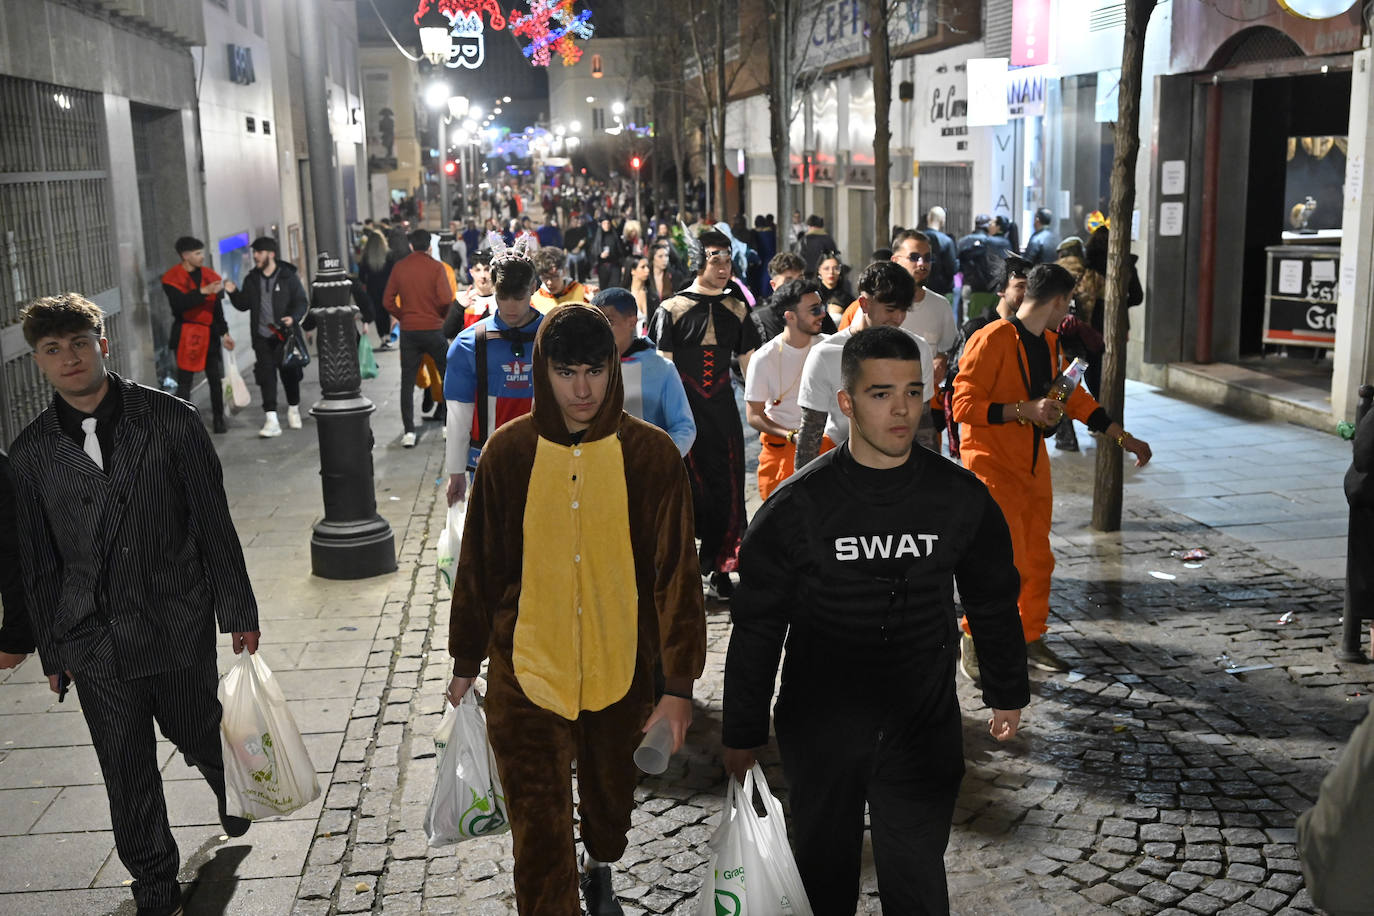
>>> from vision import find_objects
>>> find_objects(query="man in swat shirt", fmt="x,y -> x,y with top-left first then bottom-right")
722,326 -> 1029,915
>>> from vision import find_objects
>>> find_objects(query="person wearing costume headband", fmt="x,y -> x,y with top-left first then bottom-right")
443,235 -> 545,506
446,305 -> 706,916
650,228 -> 762,600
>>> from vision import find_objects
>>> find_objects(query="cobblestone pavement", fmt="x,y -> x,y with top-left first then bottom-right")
0,349 -> 1368,916
291,383 -> 1371,915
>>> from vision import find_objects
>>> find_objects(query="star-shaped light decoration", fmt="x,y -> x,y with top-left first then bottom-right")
509,0 -> 595,68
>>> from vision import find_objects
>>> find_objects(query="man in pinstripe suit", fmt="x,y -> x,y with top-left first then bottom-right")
9,293 -> 262,916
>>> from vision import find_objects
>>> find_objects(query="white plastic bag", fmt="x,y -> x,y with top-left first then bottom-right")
218,652 -> 321,819
222,355 -> 251,412
435,500 -> 466,590
425,691 -> 510,846
697,764 -> 813,916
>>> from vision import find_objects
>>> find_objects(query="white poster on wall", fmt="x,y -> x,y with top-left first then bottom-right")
914,50 -> 974,162
1277,259 -> 1303,295
1159,202 -> 1185,237
967,58 -> 1010,127
1161,160 -> 1186,196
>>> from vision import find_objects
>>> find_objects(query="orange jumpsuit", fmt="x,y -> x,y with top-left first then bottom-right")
951,319 -> 1102,643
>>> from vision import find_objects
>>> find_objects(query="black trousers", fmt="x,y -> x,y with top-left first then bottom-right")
398,329 -> 449,432
251,333 -> 303,412
773,644 -> 966,916
175,362 -> 224,419
73,631 -> 225,911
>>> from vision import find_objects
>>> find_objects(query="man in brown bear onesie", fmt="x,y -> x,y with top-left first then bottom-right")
446,304 -> 707,915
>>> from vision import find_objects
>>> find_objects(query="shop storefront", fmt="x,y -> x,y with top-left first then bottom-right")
1142,0 -> 1369,424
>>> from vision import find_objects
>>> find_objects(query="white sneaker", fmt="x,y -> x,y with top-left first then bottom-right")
286,406 -> 302,429
259,411 -> 282,438
401,432 -> 417,448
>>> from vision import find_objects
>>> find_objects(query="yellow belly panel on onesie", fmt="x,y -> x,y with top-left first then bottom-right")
514,434 -> 639,719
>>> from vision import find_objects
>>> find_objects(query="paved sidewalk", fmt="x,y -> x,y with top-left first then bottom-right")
0,344 -> 443,915
0,359 -> 1365,915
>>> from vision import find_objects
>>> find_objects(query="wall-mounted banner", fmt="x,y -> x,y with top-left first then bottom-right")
1010,0 -> 1053,66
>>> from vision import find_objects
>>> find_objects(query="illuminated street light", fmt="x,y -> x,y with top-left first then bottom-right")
447,95 -> 469,119
417,8 -> 451,66
425,81 -> 451,110
502,96 -> 512,103
611,100 -> 624,115
464,118 -> 479,133
586,96 -> 595,104
569,120 -> 582,132
470,105 -> 483,120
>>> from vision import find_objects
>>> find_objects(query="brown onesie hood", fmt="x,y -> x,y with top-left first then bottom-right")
530,304 -> 626,445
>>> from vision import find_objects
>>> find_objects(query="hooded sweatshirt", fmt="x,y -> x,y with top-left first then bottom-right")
448,305 -> 707,719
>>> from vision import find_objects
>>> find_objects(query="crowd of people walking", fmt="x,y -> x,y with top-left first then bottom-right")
0,181 -> 1172,916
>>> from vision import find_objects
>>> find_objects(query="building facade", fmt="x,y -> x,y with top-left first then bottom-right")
725,0 -> 1373,425
1,0 -> 208,442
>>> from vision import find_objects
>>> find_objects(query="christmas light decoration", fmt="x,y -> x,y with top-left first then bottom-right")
509,0 -> 595,68
414,0 -> 507,30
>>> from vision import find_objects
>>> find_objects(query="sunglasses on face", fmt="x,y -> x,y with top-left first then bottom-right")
905,253 -> 932,264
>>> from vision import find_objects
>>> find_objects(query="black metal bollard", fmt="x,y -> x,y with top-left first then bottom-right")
437,230 -> 456,270
306,253 -> 398,579
1336,384 -> 1374,663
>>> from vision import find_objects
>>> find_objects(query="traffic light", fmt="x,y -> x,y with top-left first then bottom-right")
443,160 -> 457,176
630,155 -> 641,171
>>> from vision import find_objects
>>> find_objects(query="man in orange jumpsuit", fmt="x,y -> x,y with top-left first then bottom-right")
952,264 -> 1152,677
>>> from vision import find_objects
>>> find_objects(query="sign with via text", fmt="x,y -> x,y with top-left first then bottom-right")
1010,0 -> 1053,66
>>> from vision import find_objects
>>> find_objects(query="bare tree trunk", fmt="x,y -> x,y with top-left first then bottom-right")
672,89 -> 687,217
869,0 -> 892,246
1091,0 -> 1157,532
713,7 -> 728,221
769,0 -> 793,229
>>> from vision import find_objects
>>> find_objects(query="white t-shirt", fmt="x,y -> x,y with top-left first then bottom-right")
902,289 -> 957,353
797,327 -> 935,443
743,333 -> 826,431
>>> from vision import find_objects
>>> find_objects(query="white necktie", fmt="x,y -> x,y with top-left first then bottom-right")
80,417 -> 103,470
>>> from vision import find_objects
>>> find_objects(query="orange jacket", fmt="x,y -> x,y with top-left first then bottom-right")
952,318 -> 1100,478
836,298 -> 862,330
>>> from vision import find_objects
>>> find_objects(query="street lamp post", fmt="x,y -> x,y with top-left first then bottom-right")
307,252 -> 397,579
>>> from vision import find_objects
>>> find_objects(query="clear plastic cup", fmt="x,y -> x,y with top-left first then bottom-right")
633,718 -> 674,775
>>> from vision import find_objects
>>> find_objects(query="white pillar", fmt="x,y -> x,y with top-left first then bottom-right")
1333,48 -> 1374,422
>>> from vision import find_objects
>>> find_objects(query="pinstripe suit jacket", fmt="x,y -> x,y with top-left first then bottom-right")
10,373 -> 259,678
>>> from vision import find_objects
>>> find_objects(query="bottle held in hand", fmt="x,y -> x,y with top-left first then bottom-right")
1048,357 -> 1089,404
